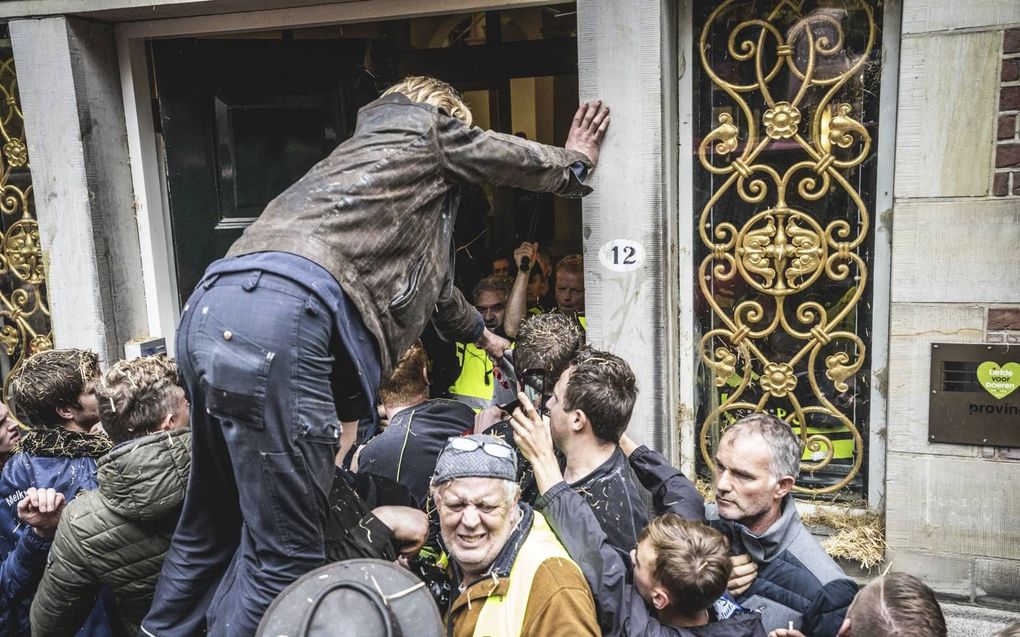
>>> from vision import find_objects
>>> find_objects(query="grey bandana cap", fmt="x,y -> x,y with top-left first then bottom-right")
431,434 -> 517,486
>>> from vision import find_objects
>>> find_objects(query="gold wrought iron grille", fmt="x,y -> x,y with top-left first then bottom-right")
693,0 -> 882,497
0,39 -> 53,405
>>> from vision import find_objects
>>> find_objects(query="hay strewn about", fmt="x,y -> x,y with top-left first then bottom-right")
694,477 -> 715,503
801,510 -> 886,570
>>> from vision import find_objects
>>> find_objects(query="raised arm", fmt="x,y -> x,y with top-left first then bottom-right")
620,434 -> 705,523
511,394 -> 668,637
437,101 -> 609,196
504,242 -> 538,339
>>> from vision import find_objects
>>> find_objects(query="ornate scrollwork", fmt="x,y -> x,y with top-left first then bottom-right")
706,113 -> 740,155
696,1 -> 877,496
0,46 -> 53,407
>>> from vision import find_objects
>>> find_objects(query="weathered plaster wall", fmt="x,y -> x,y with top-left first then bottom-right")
887,0 -> 1020,608
10,17 -> 148,364
576,0 -> 679,456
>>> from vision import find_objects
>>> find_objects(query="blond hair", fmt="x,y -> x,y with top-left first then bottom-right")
638,515 -> 732,615
378,341 -> 429,408
94,355 -> 182,445
382,76 -> 473,127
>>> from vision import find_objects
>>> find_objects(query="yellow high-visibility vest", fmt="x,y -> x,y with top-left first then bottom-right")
449,342 -> 495,412
473,511 -> 578,637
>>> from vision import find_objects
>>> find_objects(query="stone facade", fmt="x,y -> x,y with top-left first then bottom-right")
887,0 -> 1020,609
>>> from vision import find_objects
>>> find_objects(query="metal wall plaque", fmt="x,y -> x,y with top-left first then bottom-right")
929,343 -> 1020,447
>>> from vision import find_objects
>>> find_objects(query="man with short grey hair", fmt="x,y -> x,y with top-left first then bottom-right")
710,413 -> 858,637
430,434 -> 598,637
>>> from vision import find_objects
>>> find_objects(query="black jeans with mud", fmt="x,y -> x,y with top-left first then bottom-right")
142,269 -> 342,637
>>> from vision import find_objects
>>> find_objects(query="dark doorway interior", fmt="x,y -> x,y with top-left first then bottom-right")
150,4 -> 581,306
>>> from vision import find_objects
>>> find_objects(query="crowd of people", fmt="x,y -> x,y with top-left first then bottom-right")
0,74 -> 1012,637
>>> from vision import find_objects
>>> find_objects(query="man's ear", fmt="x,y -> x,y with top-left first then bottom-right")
836,616 -> 852,637
650,585 -> 671,611
775,475 -> 795,499
55,406 -> 74,421
157,412 -> 175,432
572,409 -> 588,434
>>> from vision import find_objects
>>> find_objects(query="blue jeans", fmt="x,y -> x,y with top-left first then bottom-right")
142,270 -> 342,637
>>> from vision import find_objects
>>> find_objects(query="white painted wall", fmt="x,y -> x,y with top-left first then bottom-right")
10,17 -> 149,365
576,0 -> 679,458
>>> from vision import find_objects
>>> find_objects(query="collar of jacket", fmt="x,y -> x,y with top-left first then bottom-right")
725,493 -> 800,564
360,92 -> 442,118
98,428 -> 191,520
16,427 -> 113,458
390,398 -> 469,428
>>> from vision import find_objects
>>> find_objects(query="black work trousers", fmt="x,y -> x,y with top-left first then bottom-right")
142,270 -> 342,637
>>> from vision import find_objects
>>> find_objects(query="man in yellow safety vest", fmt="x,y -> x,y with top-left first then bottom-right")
431,434 -> 599,637
449,276 -> 515,411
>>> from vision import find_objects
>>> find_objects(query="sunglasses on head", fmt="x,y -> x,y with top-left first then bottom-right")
447,436 -> 515,460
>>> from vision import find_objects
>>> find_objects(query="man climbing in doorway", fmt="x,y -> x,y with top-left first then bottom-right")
142,76 -> 610,637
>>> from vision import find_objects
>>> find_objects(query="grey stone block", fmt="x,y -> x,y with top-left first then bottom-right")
944,601 -> 1020,637
975,558 -> 1020,610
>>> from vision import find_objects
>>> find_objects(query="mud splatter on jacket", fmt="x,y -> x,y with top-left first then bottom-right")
228,93 -> 594,377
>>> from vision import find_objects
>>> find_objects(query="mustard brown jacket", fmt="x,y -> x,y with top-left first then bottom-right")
446,505 -> 601,637
228,93 -> 593,376
30,429 -> 190,637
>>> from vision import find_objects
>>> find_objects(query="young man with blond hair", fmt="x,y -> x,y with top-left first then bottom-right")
145,75 -> 610,636
31,355 -> 190,637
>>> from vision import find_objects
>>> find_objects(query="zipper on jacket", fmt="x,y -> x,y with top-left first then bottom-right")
389,257 -> 427,312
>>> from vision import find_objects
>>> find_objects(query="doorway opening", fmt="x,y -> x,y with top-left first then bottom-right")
149,4 -> 582,314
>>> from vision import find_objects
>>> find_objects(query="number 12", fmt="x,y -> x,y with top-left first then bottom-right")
611,245 -> 637,265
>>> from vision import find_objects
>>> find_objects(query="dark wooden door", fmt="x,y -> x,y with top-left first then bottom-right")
151,39 -> 372,304
152,31 -> 578,305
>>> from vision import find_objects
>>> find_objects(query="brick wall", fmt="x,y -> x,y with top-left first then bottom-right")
995,28 -> 1020,196
987,307 -> 1020,344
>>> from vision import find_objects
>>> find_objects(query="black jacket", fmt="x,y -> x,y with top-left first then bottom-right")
709,496 -> 858,637
567,447 -> 648,553
539,446 -> 765,637
355,398 -> 474,509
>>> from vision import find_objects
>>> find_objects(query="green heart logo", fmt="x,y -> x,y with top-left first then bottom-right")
976,361 -> 1020,400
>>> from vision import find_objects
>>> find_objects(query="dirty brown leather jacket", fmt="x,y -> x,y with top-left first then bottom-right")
229,93 -> 593,375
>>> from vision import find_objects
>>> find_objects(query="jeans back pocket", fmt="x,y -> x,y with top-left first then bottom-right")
194,317 -> 275,431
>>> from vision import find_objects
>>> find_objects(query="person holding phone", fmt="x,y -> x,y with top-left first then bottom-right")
474,313 -> 585,503
536,346 -> 647,554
